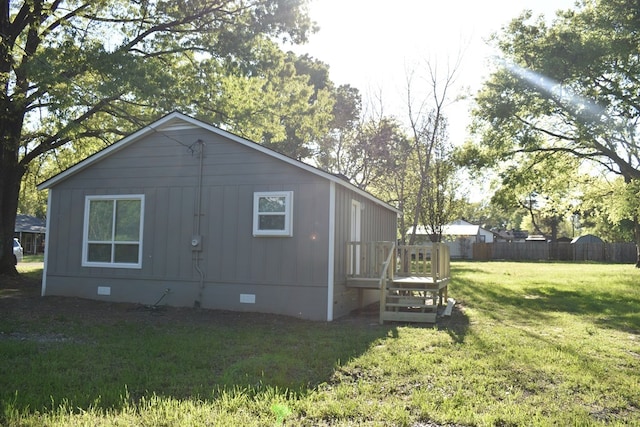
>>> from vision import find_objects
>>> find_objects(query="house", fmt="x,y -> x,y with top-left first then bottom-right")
491,229 -> 529,242
14,214 -> 46,254
407,219 -> 493,259
37,112 -> 399,321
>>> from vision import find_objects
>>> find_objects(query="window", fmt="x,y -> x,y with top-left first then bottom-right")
82,195 -> 144,268
253,191 -> 293,236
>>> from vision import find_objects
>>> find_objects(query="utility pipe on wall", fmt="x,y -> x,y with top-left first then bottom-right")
192,139 -> 206,307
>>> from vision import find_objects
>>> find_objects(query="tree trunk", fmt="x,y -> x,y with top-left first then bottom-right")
0,109 -> 26,275
0,156 -> 24,276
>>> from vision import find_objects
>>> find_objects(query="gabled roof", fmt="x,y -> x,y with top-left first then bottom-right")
37,112 -> 400,214
15,214 -> 46,233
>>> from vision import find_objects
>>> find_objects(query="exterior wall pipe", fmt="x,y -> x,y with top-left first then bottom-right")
326,181 -> 336,321
193,140 -> 205,307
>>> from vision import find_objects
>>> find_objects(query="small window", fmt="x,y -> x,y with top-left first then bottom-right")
82,195 -> 144,268
253,191 -> 293,237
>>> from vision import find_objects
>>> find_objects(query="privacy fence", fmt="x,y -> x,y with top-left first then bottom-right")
473,242 -> 637,263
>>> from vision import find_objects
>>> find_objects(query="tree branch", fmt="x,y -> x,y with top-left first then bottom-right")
20,93 -> 123,166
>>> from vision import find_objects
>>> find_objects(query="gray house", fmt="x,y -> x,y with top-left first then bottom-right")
38,112 -> 398,321
15,214 -> 46,254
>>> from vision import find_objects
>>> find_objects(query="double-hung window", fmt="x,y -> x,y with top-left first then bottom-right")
82,195 -> 144,268
253,191 -> 293,236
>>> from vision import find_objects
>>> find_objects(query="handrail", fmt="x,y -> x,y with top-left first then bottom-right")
347,241 -> 394,278
378,242 -> 396,285
378,242 -> 395,324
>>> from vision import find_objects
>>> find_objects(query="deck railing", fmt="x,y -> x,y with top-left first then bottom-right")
346,241 -> 395,278
378,242 -> 396,324
395,243 -> 450,280
346,241 -> 451,324
346,241 -> 450,280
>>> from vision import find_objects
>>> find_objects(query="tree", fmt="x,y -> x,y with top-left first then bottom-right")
0,0 -> 314,274
314,84 -> 362,175
457,199 -> 523,232
578,176 -> 638,242
404,59 -> 461,245
490,153 -> 582,240
313,87 -> 413,193
187,43 -> 334,160
419,116 -> 463,242
466,0 -> 640,265
330,58 -> 463,245
15,40 -> 335,219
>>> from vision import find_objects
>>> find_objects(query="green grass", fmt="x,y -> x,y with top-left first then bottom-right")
15,262 -> 43,282
21,254 -> 44,263
1,262 -> 639,426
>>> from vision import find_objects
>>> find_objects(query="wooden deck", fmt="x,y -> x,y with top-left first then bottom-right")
346,242 -> 451,324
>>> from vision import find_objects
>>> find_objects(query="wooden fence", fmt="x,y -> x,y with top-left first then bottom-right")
473,242 -> 637,263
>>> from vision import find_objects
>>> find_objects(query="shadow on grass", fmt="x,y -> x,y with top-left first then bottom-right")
0,282 -> 402,416
437,305 -> 471,344
452,263 -> 640,334
518,286 -> 640,333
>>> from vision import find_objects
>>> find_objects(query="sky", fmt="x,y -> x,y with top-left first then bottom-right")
290,0 -> 579,146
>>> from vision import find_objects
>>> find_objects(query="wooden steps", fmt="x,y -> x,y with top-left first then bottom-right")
345,242 -> 451,325
379,276 -> 449,324
347,275 -> 450,325
345,277 -> 381,288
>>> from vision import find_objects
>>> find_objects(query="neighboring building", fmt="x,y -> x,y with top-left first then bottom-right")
37,112 -> 399,321
14,214 -> 46,254
570,234 -> 604,245
571,234 -> 605,262
491,229 -> 529,242
407,219 -> 493,259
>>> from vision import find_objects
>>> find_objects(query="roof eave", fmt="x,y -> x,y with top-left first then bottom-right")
36,112 -> 401,215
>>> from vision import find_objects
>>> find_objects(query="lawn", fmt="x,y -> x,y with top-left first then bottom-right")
1,261 -> 639,426
21,254 -> 44,264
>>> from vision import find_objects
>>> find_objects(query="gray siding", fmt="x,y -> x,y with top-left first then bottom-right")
331,185 -> 397,319
45,127 -> 331,320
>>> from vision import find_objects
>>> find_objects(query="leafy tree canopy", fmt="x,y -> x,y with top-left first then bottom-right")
468,0 -> 640,179
462,0 -> 640,263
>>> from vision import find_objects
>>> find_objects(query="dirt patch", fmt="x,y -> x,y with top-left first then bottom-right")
0,272 -> 469,332
0,272 -> 305,328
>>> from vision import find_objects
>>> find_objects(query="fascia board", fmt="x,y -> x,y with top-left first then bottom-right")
36,112 -> 401,216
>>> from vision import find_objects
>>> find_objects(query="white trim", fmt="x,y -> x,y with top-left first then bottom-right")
37,112 -> 400,216
252,191 -> 293,237
350,200 -> 362,275
326,181 -> 336,322
158,124 -> 200,131
41,189 -> 52,297
82,194 -> 145,269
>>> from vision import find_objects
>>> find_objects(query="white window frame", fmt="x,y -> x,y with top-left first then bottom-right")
253,191 -> 293,237
82,194 -> 145,268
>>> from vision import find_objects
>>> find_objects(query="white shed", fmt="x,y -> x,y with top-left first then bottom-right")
407,219 -> 493,259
